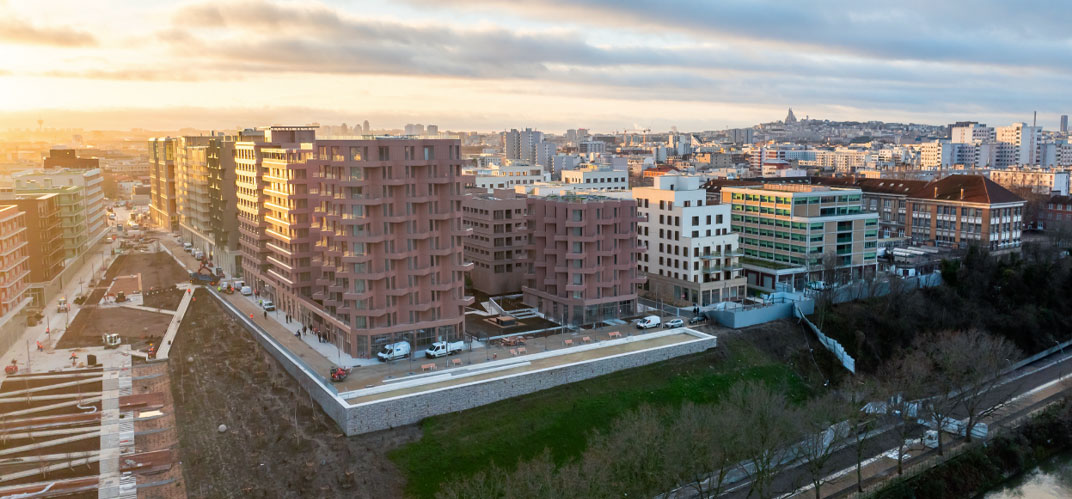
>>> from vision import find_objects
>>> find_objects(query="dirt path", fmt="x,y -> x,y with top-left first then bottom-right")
169,290 -> 418,498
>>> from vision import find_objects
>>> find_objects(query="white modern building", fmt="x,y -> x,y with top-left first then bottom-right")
560,165 -> 628,192
631,175 -> 747,305
464,163 -> 549,192
12,167 -> 107,257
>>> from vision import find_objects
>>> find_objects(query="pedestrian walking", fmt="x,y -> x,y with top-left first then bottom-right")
36,341 -> 43,352
295,328 -> 301,338
263,310 -> 267,319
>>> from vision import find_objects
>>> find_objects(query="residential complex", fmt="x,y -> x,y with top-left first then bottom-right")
989,167 -> 1069,196
235,128 -> 471,357
176,134 -> 243,276
12,167 -> 106,259
0,193 -> 63,283
632,175 -> 746,305
149,137 -> 178,230
719,183 -> 880,290
462,190 -> 528,295
0,205 -> 30,318
522,193 -> 643,325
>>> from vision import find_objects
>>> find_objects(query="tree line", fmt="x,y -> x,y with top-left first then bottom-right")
436,329 -> 1020,499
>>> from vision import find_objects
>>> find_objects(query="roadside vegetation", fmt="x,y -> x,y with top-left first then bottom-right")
821,243 -> 1072,371
390,337 -> 813,498
873,397 -> 1072,499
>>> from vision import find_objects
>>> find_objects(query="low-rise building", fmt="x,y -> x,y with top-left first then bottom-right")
905,175 -> 1023,252
560,165 -> 628,191
43,149 -> 98,170
523,193 -> 644,325
462,163 -> 548,192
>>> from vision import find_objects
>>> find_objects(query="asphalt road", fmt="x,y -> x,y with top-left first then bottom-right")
714,348 -> 1072,498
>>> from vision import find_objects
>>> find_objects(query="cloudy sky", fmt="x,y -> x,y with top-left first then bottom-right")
1,0 -> 1069,132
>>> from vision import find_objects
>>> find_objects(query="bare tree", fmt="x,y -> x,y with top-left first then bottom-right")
665,402 -> 742,498
881,354 -> 930,475
732,382 -> 801,498
911,345 -> 959,457
936,330 -> 1021,443
843,381 -> 882,493
581,405 -> 674,497
795,393 -> 852,499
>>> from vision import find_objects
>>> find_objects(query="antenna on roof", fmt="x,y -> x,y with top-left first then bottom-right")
1034,111 -> 1037,128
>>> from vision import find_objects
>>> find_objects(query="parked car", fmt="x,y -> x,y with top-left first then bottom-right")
688,315 -> 706,325
634,315 -> 661,329
663,318 -> 684,328
425,340 -> 465,358
377,341 -> 411,362
262,300 -> 276,311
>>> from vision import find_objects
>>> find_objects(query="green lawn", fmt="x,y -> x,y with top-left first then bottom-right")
388,338 -> 812,498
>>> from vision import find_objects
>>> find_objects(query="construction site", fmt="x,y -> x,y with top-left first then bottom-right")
1,232 -> 724,496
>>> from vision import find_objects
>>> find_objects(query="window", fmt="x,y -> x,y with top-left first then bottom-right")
378,146 -> 390,161
350,146 -> 365,161
423,146 -> 434,160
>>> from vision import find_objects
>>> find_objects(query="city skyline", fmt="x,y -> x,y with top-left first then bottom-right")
2,0 -> 1071,131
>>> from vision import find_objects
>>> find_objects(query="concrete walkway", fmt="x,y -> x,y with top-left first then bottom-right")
116,304 -> 176,315
154,288 -> 194,360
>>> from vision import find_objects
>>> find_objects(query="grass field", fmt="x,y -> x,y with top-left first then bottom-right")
389,337 -> 813,498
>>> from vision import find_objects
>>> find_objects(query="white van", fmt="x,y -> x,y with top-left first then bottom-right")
377,341 -> 411,362
635,315 -> 661,329
240,286 -> 253,296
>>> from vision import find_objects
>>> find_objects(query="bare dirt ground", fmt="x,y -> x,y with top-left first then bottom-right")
732,318 -> 850,387
131,361 -> 187,499
142,286 -> 185,311
169,289 -> 418,498
86,252 -> 189,305
57,306 -> 171,350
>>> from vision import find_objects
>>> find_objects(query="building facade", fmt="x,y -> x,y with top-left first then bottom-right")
462,190 -> 528,296
904,175 -> 1023,252
237,128 -> 472,358
0,205 -> 30,318
560,166 -> 628,191
722,184 -> 879,291
989,167 -> 1070,196
149,137 -> 178,230
12,167 -> 106,258
633,175 -> 746,306
176,134 -> 242,276
523,194 -> 643,325
43,149 -> 99,170
462,163 -> 547,192
0,193 -> 63,284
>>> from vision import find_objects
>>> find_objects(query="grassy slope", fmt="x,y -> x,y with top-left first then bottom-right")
389,337 -> 812,498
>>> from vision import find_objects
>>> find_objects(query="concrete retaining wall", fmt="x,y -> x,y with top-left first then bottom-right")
206,285 -> 717,436
340,334 -> 716,435
710,299 -> 815,329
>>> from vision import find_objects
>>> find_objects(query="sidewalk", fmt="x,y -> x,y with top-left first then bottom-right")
1,238 -> 119,376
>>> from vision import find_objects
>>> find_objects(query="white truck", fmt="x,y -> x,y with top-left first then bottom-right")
377,341 -> 411,362
635,315 -> 661,329
425,341 -> 465,358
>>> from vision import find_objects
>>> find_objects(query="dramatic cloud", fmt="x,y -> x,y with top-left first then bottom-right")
0,0 -> 1068,130
0,17 -> 96,47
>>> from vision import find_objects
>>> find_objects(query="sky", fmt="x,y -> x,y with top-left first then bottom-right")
1,0 -> 1070,132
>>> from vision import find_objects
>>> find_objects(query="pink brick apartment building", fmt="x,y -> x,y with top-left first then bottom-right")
462,190 -> 528,296
236,127 -> 472,358
523,194 -> 644,325
0,205 -> 30,318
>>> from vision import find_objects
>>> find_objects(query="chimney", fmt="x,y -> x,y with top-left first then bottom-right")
960,187 -> 964,200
